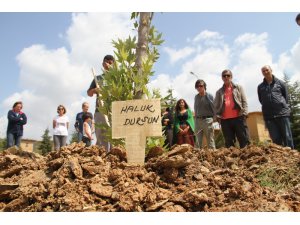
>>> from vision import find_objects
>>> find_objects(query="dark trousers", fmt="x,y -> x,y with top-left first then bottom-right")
164,128 -> 173,149
221,116 -> 250,148
82,136 -> 91,147
265,117 -> 294,149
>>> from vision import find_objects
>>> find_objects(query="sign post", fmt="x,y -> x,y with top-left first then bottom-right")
112,99 -> 162,165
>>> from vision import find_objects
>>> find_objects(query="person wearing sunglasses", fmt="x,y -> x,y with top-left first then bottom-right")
6,101 -> 27,148
53,105 -> 69,150
258,65 -> 294,149
194,79 -> 216,149
214,70 -> 250,148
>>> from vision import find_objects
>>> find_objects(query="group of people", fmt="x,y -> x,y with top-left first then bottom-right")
6,54 -> 294,152
162,66 -> 294,150
52,54 -> 115,150
6,101 -> 95,150
6,55 -> 114,151
52,102 -> 95,150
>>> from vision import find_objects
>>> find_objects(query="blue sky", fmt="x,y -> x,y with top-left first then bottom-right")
1,12 -> 300,141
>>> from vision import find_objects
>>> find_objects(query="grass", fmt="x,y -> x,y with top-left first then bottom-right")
257,166 -> 300,191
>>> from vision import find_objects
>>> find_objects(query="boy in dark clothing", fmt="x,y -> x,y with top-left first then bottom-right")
74,102 -> 94,142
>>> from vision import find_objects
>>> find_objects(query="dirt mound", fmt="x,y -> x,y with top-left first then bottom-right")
0,142 -> 299,212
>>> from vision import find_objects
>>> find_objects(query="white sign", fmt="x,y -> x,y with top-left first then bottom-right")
112,99 -> 162,164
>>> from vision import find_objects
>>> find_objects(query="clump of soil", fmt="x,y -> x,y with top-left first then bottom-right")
0,142 -> 299,212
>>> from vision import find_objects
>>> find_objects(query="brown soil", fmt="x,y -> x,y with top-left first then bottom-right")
0,142 -> 299,212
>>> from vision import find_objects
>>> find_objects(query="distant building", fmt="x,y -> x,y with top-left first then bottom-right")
20,139 -> 38,152
246,111 -> 271,143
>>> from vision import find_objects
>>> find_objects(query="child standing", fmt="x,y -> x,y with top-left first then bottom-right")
82,112 -> 93,147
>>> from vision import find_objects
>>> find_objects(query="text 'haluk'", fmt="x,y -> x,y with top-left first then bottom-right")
120,105 -> 155,114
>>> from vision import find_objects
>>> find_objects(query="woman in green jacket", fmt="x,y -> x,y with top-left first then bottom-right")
173,99 -> 195,147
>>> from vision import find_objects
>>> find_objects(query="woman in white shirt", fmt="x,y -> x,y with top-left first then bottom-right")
53,105 -> 69,150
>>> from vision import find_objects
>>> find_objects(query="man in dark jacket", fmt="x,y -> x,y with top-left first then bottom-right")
87,55 -> 114,151
7,101 -> 27,148
258,65 -> 294,149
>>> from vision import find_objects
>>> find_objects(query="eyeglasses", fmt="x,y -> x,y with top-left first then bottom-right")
222,74 -> 231,78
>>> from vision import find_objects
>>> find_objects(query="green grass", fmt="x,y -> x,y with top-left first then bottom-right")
257,166 -> 300,191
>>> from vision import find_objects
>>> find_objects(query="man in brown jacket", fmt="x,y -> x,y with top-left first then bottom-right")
214,69 -> 250,148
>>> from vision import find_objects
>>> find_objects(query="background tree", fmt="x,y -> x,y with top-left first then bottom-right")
0,138 -> 7,151
38,128 -> 52,155
161,88 -> 177,111
70,130 -> 79,143
97,12 -> 163,147
284,74 -> 300,150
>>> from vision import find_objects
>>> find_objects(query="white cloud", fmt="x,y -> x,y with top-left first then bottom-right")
163,46 -> 195,64
191,30 -> 224,48
278,38 -> 300,82
66,12 -> 133,67
150,31 -> 300,115
193,30 -> 223,42
151,30 -> 229,109
0,13 -> 133,140
0,116 -> 6,138
231,33 -> 273,112
150,45 -> 231,110
182,46 -> 230,77
234,32 -> 268,47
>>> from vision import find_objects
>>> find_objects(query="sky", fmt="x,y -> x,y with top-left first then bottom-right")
1,5 -> 300,143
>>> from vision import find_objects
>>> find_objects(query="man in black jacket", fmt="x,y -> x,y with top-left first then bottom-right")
258,65 -> 294,149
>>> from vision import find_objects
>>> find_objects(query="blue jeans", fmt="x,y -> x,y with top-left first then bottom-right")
78,132 -> 83,142
265,117 -> 294,149
7,132 -> 22,148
